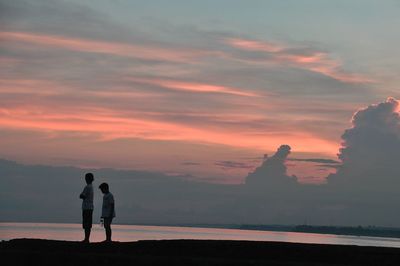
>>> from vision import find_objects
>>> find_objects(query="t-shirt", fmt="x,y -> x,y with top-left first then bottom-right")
102,192 -> 116,218
81,184 -> 94,210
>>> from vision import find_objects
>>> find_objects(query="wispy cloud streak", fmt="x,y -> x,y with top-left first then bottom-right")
127,77 -> 258,97
0,31 -> 372,84
225,37 -> 373,84
0,31 -> 208,62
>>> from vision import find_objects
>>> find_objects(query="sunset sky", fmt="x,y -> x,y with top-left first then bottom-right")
1,0 -> 400,184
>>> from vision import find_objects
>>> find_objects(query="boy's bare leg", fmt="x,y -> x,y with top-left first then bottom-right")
105,226 -> 111,242
104,218 -> 112,242
84,228 -> 91,242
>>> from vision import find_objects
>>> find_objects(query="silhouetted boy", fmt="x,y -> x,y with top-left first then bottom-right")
79,173 -> 94,243
99,182 -> 115,242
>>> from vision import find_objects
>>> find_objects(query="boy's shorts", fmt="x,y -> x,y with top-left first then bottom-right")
82,210 -> 93,229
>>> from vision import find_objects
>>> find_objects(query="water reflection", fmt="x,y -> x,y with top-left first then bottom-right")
1,223 -> 400,248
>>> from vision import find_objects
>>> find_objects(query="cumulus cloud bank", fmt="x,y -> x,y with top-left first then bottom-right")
246,145 -> 297,188
329,97 -> 400,190
1,98 -> 400,226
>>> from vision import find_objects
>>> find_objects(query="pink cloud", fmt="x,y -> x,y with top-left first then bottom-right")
0,31 -> 374,85
0,31 -> 209,63
0,79 -> 66,95
226,38 -> 284,53
0,101 -> 338,155
127,77 -> 258,97
0,77 -> 340,157
0,56 -> 21,65
225,37 -> 373,84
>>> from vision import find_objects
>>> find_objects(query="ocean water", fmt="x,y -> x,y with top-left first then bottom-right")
1,222 -> 400,248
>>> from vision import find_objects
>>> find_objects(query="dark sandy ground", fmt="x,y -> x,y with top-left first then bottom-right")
2,238 -> 400,265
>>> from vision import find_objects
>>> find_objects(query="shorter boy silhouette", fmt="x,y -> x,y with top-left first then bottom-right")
99,182 -> 115,242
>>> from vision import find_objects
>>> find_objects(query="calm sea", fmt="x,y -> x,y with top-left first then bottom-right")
1,223 -> 400,248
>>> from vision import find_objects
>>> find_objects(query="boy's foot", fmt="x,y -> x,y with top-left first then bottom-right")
81,239 -> 89,243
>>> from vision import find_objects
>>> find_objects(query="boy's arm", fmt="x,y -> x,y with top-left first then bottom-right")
106,195 -> 115,218
79,187 -> 87,199
109,203 -> 115,218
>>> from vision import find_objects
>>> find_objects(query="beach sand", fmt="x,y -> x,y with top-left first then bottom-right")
2,238 -> 400,265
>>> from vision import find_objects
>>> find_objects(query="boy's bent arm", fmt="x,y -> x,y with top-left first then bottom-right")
79,187 -> 87,199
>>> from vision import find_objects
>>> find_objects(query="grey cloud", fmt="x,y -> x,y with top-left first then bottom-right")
181,161 -> 201,166
0,158 -> 239,224
214,161 -> 254,170
195,65 -> 373,99
288,158 -> 340,164
50,157 -> 105,167
328,97 -> 400,189
316,164 -> 342,169
0,0 -> 145,43
245,145 -> 298,188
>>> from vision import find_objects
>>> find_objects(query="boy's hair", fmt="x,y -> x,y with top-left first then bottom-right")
85,173 -> 94,183
99,182 -> 109,191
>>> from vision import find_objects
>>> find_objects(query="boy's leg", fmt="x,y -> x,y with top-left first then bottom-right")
82,210 -> 93,242
104,217 -> 113,242
84,228 -> 91,242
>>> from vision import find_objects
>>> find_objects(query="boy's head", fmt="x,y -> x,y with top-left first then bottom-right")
99,182 -> 109,193
85,173 -> 94,184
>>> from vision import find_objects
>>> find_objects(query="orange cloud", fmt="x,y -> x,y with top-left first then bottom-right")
0,77 -> 339,157
0,78 -> 167,101
0,31 -> 209,62
0,102 -> 339,156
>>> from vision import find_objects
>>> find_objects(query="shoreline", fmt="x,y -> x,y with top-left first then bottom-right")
4,222 -> 400,240
2,238 -> 400,265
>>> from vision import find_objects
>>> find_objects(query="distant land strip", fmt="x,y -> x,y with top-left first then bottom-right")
134,223 -> 400,239
238,224 -> 400,239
